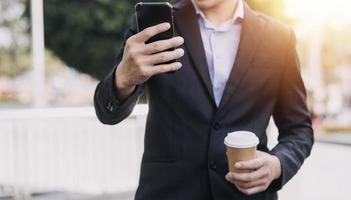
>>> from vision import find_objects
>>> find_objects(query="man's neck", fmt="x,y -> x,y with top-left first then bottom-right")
202,0 -> 238,26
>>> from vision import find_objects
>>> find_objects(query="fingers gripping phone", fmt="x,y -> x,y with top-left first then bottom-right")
135,2 -> 176,65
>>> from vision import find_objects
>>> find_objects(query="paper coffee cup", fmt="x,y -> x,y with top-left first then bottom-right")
224,131 -> 259,173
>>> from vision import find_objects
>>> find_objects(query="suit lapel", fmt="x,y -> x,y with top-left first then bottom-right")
217,4 -> 266,112
173,1 -> 216,105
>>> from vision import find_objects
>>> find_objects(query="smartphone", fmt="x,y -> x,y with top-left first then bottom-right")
135,2 -> 175,43
135,2 -> 176,65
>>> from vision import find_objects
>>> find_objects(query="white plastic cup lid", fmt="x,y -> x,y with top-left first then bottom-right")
224,131 -> 259,148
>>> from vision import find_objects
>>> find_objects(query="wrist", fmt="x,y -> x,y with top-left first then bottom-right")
115,66 -> 135,101
115,66 -> 130,89
271,155 -> 282,180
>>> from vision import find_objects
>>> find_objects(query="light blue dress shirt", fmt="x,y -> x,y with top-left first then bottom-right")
191,0 -> 244,106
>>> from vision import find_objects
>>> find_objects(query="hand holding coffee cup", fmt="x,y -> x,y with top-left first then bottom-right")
224,131 -> 259,173
224,131 -> 282,195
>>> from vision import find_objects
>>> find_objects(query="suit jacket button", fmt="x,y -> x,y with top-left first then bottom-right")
213,122 -> 221,130
107,102 -> 115,112
210,161 -> 217,170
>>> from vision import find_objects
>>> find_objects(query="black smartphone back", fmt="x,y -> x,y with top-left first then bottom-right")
135,2 -> 175,44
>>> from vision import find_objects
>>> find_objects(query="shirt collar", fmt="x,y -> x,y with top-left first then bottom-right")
191,0 -> 245,25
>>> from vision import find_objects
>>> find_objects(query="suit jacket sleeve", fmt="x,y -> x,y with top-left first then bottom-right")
94,20 -> 145,125
269,29 -> 314,191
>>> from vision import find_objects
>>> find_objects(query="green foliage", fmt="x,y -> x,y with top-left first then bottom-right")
41,0 -> 175,80
42,0 -> 135,79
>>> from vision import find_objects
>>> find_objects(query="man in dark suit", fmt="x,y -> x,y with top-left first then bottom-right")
94,0 -> 314,199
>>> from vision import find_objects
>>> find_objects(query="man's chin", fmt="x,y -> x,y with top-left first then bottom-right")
193,0 -> 218,10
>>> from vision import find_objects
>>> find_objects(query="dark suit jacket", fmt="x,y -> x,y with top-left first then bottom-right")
94,1 -> 314,200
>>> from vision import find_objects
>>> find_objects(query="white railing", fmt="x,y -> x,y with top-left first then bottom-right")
0,105 -> 350,200
0,105 -> 148,196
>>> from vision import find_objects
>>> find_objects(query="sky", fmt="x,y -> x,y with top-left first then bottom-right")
0,0 -> 24,48
0,27 -> 11,48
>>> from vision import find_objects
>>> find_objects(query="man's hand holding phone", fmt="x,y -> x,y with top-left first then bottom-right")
115,23 -> 184,101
